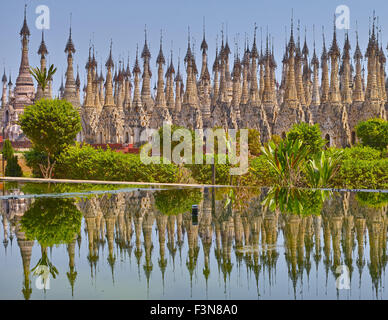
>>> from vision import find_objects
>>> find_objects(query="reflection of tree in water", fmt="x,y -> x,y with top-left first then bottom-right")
20,197 -> 82,299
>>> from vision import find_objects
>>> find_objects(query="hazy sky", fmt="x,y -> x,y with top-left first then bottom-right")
1,0 -> 386,95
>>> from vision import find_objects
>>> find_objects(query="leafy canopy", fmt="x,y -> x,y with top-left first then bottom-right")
19,98 -> 81,157
355,118 -> 388,151
21,197 -> 82,248
287,123 -> 326,156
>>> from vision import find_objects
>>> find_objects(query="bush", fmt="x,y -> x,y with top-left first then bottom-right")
331,158 -> 388,189
287,122 -> 326,156
5,155 -> 23,177
246,129 -> 261,156
2,139 -> 14,161
154,188 -> 203,215
54,144 -> 178,183
186,154 -> 232,185
355,118 -> 388,151
249,156 -> 277,186
355,192 -> 388,208
340,145 -> 382,161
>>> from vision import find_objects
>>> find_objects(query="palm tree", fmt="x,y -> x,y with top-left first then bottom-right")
29,64 -> 57,92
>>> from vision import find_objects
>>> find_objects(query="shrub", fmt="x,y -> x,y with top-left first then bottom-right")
355,192 -> 388,208
355,118 -> 388,151
331,158 -> 388,189
247,128 -> 261,156
54,144 -> 178,183
249,156 -> 277,186
154,188 -> 203,215
260,137 -> 310,187
287,122 -> 326,156
2,139 -> 14,161
5,155 -> 23,177
305,150 -> 343,188
186,154 -> 232,185
340,145 -> 382,161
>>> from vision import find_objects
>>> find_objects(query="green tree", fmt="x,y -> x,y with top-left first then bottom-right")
29,64 -> 57,92
2,139 -> 14,161
5,155 -> 23,177
19,98 -> 81,178
287,123 -> 326,156
355,118 -> 388,151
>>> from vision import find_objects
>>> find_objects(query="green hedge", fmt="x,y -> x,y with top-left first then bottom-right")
53,144 -> 179,183
185,155 -> 232,185
328,145 -> 382,161
248,156 -> 277,186
154,188 -> 203,215
331,158 -> 388,189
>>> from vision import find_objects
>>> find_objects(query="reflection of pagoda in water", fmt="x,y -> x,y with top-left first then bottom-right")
1,187 -> 387,299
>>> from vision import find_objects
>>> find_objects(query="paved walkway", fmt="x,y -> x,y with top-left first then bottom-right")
0,176 -> 232,188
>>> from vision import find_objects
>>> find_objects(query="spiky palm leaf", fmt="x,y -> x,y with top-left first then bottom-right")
305,150 -> 343,188
260,137 -> 310,187
30,64 -> 57,91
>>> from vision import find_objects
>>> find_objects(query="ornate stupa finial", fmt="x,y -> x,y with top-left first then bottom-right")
297,19 -> 301,49
106,39 -> 114,69
311,25 -> 319,66
251,23 -> 258,58
38,30 -> 48,57
354,21 -> 363,60
201,16 -> 208,53
65,13 -> 75,54
184,26 -> 192,63
2,68 -> 7,83
141,25 -> 151,59
288,9 -> 295,53
20,4 -> 30,37
302,26 -> 309,57
156,29 -> 165,65
328,13 -> 340,57
133,44 -> 140,74
175,49 -> 182,82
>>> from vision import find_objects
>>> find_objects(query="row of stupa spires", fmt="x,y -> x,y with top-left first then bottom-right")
2,9 -> 387,123
54,15 -> 388,113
